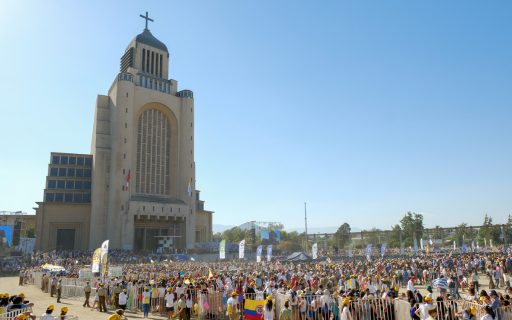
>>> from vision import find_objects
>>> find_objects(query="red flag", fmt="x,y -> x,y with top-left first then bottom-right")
125,170 -> 131,190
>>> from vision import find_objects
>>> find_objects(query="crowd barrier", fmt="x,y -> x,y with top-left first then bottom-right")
26,273 -> 512,320
0,307 -> 31,320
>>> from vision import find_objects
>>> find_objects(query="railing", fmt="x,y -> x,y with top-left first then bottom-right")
0,307 -> 31,320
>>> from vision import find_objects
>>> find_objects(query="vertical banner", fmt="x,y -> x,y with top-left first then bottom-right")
91,248 -> 102,273
461,244 -> 467,254
490,239 -> 493,247
256,245 -> 263,262
266,245 -> 272,262
380,243 -> 387,257
239,240 -> 245,259
312,243 -> 318,260
477,241 -> 480,250
274,230 -> 281,242
348,249 -> 353,258
429,238 -> 433,246
426,243 -> 430,255
100,240 -> 109,275
365,244 -> 372,261
471,240 -> 475,252
400,244 -> 405,256
219,240 -> 226,260
453,241 -> 456,251
420,238 -> 424,250
484,238 -> 487,247
413,238 -> 418,253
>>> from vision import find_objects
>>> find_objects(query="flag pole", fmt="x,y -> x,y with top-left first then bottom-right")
304,202 -> 308,253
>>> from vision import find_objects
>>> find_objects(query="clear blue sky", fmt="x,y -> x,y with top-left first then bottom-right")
1,1 -> 511,231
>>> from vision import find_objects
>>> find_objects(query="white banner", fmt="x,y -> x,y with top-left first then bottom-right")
256,245 -> 263,262
239,240 -> 245,259
312,243 -> 318,260
219,240 -> 226,260
101,240 -> 109,255
266,245 -> 272,262
420,238 -> 424,250
108,266 -> 123,277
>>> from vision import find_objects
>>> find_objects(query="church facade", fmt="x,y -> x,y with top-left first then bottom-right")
35,16 -> 213,252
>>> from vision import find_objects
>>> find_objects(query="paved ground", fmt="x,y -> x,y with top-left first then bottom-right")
1,277 -> 164,320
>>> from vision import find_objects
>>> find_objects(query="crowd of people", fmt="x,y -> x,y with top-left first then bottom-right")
4,248 -> 512,319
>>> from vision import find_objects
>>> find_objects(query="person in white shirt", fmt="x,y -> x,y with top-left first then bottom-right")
165,288 -> 175,320
118,289 -> 127,311
407,276 -> 416,293
263,296 -> 274,320
415,296 -> 433,320
40,305 -> 56,320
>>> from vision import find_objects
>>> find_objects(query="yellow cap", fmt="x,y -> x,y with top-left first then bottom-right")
18,293 -> 25,298
470,306 -> 477,315
61,307 -> 68,313
47,305 -> 55,311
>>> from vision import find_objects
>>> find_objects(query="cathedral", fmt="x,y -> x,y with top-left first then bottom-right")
35,13 -> 213,252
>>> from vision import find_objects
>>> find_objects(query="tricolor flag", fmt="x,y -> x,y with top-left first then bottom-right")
125,170 -> 131,190
243,298 -> 265,320
187,177 -> 192,197
208,268 -> 214,279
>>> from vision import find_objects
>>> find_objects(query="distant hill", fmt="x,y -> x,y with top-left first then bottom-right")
213,224 -> 235,233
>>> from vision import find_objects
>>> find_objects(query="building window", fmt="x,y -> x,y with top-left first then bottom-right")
55,193 -> 64,202
65,193 -> 73,202
48,180 -> 57,189
146,50 -> 150,73
52,155 -> 60,164
57,180 -> 65,189
76,169 -> 83,177
46,193 -> 55,202
50,168 -> 58,176
83,193 -> 91,202
75,181 -> 82,189
66,181 -> 74,189
60,156 -> 68,164
84,157 -> 92,166
69,156 -> 76,165
84,169 -> 92,177
84,181 -> 91,189
123,153 -> 126,159
124,138 -> 127,144
77,157 -> 84,166
142,48 -> 146,72
126,108 -> 128,113
125,123 -> 127,129
151,51 -> 154,74
73,193 -> 82,203
159,54 -> 163,77
136,109 -> 171,195
58,168 -> 67,176
67,168 -> 75,177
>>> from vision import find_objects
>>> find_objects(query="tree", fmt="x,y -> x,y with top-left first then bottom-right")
453,223 -> 476,246
431,226 -> 444,243
478,214 -> 501,245
333,223 -> 351,250
389,224 -> 402,248
399,212 -> 424,247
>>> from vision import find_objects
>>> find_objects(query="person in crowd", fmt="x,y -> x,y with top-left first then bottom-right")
40,304 -> 56,320
83,281 -> 91,307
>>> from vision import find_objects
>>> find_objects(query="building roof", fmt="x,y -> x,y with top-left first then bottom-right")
135,29 -> 168,52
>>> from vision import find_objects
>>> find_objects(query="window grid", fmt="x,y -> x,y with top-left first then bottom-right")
136,109 -> 170,195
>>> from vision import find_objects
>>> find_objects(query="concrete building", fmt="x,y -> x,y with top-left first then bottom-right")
35,15 -> 213,252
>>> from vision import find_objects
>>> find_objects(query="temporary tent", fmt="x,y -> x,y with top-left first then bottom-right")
285,252 -> 312,262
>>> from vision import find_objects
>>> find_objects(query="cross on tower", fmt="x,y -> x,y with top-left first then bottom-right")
139,11 -> 154,30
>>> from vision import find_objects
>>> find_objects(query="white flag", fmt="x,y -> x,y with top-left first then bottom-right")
101,240 -> 109,255
312,243 -> 318,260
256,245 -> 263,262
266,245 -> 272,262
239,240 -> 245,259
420,238 -> 424,250
219,240 -> 226,260
453,241 -> 456,251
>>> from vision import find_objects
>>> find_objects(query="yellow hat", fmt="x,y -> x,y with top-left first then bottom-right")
61,307 -> 68,313
47,305 -> 55,311
267,296 -> 272,301
16,315 -> 28,320
470,306 -> 477,315
18,293 -> 25,298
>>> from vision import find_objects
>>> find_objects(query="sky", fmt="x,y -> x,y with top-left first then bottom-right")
0,1 -> 511,231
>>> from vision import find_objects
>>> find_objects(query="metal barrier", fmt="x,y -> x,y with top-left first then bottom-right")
0,307 -> 31,320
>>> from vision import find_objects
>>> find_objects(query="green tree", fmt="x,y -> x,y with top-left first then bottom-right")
332,223 -> 351,250
388,224 -> 402,248
478,214 -> 501,245
453,223 -> 477,246
431,226 -> 444,243
399,212 -> 424,247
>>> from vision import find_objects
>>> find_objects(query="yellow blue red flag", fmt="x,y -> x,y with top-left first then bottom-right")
243,299 -> 265,320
